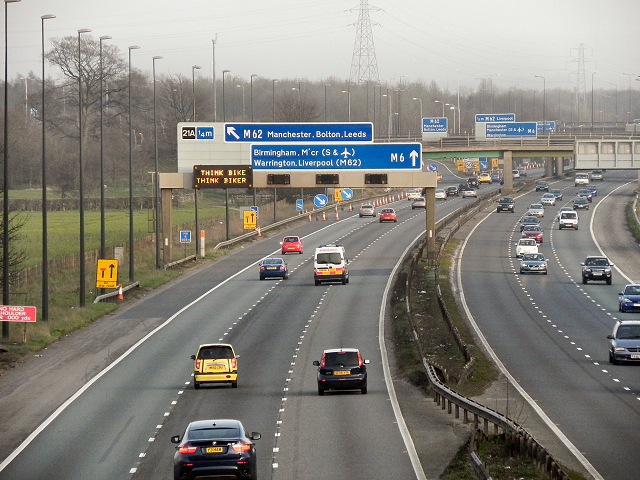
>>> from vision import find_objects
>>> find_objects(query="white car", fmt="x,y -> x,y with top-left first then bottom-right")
512,169 -> 520,178
555,206 -> 575,221
574,173 -> 590,186
540,193 -> 556,206
435,188 -> 447,200
527,204 -> 545,218
407,189 -> 422,200
515,238 -> 539,258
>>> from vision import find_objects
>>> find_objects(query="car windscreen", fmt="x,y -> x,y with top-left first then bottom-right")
198,346 -> 234,359
283,237 -> 297,243
316,252 -> 342,264
324,351 -> 359,366
189,427 -> 241,440
616,325 -> 640,339
263,258 -> 283,265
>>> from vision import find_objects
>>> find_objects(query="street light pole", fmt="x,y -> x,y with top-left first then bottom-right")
535,75 -> 546,134
623,73 -> 637,123
610,83 -> 618,122
41,13 -> 55,321
3,0 -> 20,334
484,73 -> 499,112
250,74 -> 258,122
237,85 -> 245,118
127,46 -> 139,281
152,55 -> 162,269
272,79 -> 278,121
342,85 -> 351,122
99,35 -> 111,267
412,97 -> 422,134
434,99 -> 445,117
77,28 -> 91,307
192,65 -> 201,121
324,84 -> 331,122
591,71 -> 597,131
221,69 -> 230,122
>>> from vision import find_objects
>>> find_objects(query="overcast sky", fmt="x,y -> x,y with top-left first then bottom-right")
7,0 -> 640,94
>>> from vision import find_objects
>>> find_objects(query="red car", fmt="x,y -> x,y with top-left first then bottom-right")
379,208 -> 397,223
521,225 -> 544,243
281,236 -> 303,254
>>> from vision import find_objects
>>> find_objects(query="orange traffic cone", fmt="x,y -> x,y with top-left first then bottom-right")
335,208 -> 340,221
308,213 -> 312,222
349,203 -> 353,211
322,212 -> 326,221
118,284 -> 123,300
256,226 -> 261,237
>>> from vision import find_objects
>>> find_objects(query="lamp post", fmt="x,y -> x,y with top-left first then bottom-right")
291,86 -> 300,122
296,79 -> 302,121
445,103 -> 454,134
127,46 -> 139,281
412,97 -> 422,133
152,55 -> 162,269
250,74 -> 258,122
272,79 -> 278,121
484,73 -> 499,112
221,69 -> 230,122
324,84 -> 331,122
342,85 -> 351,122
237,85 -> 245,118
98,35 -> 111,268
77,28 -> 91,307
191,65 -> 201,121
434,100 -> 445,117
623,73 -> 637,123
591,71 -> 597,131
3,0 -> 20,334
535,75 -> 546,134
40,13 -> 55,321
610,83 -> 618,122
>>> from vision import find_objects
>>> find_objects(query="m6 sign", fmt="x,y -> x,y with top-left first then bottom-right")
0,305 -> 36,322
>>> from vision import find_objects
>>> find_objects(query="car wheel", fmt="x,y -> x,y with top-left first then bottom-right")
260,276 -> 265,281
575,226 -> 578,230
582,276 -> 587,284
543,270 -> 547,275
342,276 -> 347,285
232,381 -> 238,388
194,381 -> 200,390
299,250 -> 303,254
379,220 -> 383,223
284,274 -> 289,280
520,269 -> 524,274
314,279 -> 321,286
586,206 -> 589,210
607,277 -> 612,285
612,355 -> 620,366
318,387 -> 324,396
361,387 -> 368,394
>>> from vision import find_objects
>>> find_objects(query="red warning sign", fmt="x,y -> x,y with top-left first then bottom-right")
0,306 -> 36,322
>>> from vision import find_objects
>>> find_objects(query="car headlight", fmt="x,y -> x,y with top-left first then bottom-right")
584,268 -> 592,273
604,268 -> 611,273
613,347 -> 626,352
622,298 -> 633,303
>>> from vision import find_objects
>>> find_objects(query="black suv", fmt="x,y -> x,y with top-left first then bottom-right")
313,348 -> 370,395
581,256 -> 613,285
496,197 -> 515,213
467,177 -> 479,189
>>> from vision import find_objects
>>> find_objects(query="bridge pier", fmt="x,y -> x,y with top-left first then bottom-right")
544,157 -> 554,177
503,151 -> 513,192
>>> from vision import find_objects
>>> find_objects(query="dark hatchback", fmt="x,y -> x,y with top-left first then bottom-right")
172,419 -> 261,480
313,348 -> 370,395
581,256 -> 613,285
259,257 -> 288,280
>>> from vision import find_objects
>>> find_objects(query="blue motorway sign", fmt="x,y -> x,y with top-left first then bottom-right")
428,163 -> 438,172
485,122 -> 537,138
314,194 -> 328,207
476,113 -> 515,123
179,231 -> 191,243
296,199 -> 303,211
251,143 -> 422,170
224,123 -> 373,143
340,188 -> 353,200
479,158 -> 488,170
422,118 -> 447,133
536,121 -> 556,133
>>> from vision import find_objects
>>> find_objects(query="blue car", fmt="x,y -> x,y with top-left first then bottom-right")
619,284 -> 640,312
586,184 -> 598,196
259,257 -> 289,280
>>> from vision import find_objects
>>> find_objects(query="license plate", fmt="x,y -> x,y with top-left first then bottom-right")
631,355 -> 640,359
267,267 -> 276,270
593,272 -> 602,276
334,370 -> 350,375
206,446 -> 223,453
206,363 -> 225,371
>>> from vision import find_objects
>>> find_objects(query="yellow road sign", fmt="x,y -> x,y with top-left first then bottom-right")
96,259 -> 119,289
243,210 -> 257,230
334,188 -> 343,202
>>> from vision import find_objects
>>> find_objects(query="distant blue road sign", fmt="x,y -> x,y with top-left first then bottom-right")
422,118 -> 447,133
476,113 -> 516,123
180,231 -> 191,243
340,188 -> 353,200
224,123 -> 373,143
485,122 -> 537,138
296,199 -> 303,211
479,158 -> 488,170
537,121 -> 556,133
314,194 -> 328,207
428,163 -> 438,172
252,143 -> 422,170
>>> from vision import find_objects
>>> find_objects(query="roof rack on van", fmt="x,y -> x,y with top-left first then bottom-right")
318,244 -> 343,248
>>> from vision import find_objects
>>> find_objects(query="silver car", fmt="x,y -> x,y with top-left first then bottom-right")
411,197 -> 426,209
527,204 -> 545,218
540,193 -> 556,206
359,204 -> 376,217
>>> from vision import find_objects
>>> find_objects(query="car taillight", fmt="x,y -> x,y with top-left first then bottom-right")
231,442 -> 251,453
260,266 -> 265,271
195,359 -> 201,369
179,445 -> 198,454
279,266 -> 285,271
358,352 -> 363,366
320,354 -> 326,367
231,358 -> 237,369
